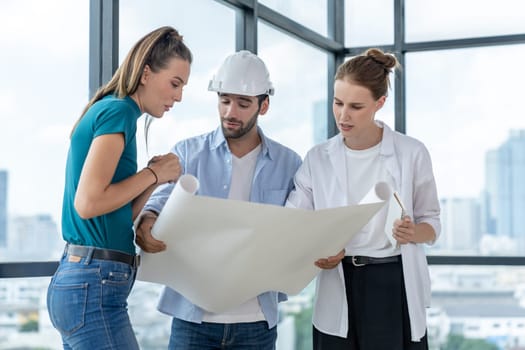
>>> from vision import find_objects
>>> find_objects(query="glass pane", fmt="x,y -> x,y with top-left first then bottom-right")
0,277 -> 61,348
345,0 -> 394,47
0,0 -> 89,262
258,22 -> 328,158
259,0 -> 327,36
128,281 -> 172,347
406,0 -> 525,42
428,266 -> 525,348
120,0 -> 236,167
405,45 -> 525,255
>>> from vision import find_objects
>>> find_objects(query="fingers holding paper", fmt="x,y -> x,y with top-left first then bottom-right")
136,212 -> 166,253
315,249 -> 345,270
392,216 -> 415,245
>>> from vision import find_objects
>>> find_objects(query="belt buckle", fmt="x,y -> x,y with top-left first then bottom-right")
133,255 -> 141,268
352,256 -> 366,267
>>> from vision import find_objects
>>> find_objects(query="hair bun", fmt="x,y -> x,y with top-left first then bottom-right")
166,29 -> 183,42
365,48 -> 398,70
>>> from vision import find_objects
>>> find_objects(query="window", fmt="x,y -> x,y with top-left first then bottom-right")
259,0 -> 327,36
258,22 -> 328,157
345,0 -> 394,47
406,45 -> 525,255
0,0 -> 89,262
0,0 -> 88,346
405,0 -> 525,42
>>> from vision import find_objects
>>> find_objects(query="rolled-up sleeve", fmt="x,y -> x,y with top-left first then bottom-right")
413,146 -> 441,244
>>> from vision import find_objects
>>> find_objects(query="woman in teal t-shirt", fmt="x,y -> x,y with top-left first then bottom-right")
47,26 -> 192,350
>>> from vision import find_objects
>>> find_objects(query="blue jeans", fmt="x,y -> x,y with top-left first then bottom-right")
47,249 -> 139,350
169,318 -> 277,350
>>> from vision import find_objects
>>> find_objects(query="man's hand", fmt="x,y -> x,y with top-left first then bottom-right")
315,249 -> 345,269
135,211 -> 166,253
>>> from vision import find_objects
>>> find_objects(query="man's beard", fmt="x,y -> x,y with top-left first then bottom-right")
221,110 -> 259,139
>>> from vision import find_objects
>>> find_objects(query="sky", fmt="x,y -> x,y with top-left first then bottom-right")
1,0 -> 525,228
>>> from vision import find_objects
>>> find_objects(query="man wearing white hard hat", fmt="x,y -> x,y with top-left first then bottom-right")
136,50 -> 302,349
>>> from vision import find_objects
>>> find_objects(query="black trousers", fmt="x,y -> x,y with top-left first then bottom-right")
313,258 -> 429,350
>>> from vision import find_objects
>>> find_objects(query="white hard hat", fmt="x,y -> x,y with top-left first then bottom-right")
208,50 -> 274,96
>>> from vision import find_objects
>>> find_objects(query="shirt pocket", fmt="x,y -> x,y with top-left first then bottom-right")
262,189 -> 288,206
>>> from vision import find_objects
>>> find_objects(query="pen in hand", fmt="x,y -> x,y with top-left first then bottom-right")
392,192 -> 408,248
393,191 -> 407,219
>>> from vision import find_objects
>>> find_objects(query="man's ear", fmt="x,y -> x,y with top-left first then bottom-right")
259,96 -> 270,115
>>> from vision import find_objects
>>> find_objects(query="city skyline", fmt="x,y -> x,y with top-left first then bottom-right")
4,127 -> 525,258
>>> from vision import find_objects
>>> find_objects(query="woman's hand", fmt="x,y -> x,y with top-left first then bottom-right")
315,249 -> 345,269
393,216 -> 436,244
148,153 -> 182,184
392,216 -> 416,245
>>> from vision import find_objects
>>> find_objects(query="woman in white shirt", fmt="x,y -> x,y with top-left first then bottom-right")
286,48 -> 440,350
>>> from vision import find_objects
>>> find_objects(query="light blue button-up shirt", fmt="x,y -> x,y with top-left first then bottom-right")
143,126 -> 302,329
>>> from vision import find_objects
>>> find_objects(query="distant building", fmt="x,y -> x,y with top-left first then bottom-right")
433,289 -> 525,349
484,130 -> 525,253
0,278 -> 61,347
9,214 -> 61,261
435,197 -> 480,253
430,267 -> 525,349
0,170 -> 7,247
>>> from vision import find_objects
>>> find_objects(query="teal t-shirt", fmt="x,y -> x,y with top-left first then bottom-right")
62,95 -> 142,255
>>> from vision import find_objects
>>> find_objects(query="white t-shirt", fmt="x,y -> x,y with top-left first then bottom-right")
344,142 -> 400,257
203,144 -> 266,323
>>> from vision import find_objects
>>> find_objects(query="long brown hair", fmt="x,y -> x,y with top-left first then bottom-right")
71,26 -> 192,136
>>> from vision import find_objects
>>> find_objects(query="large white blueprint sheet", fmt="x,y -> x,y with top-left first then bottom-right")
136,175 -> 390,313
